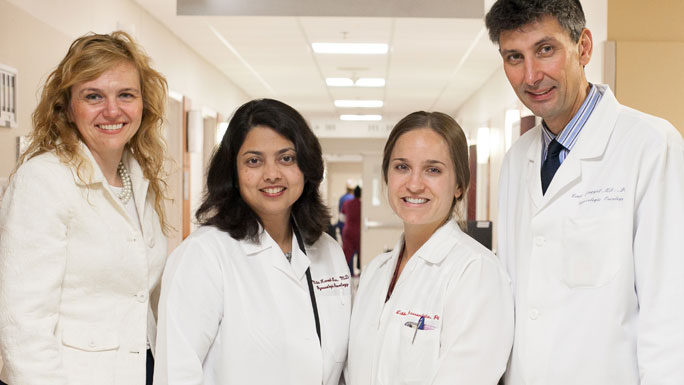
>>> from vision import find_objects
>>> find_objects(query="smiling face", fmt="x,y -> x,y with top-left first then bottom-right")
387,128 -> 461,237
237,125 -> 305,227
69,61 -> 142,165
499,15 -> 592,134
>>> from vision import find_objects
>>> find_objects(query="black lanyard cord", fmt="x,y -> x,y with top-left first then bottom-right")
292,220 -> 322,345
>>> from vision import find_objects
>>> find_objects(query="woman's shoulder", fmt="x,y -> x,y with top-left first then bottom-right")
16,152 -> 71,178
10,152 -> 76,197
443,221 -> 504,272
175,226 -> 242,254
311,231 -> 342,251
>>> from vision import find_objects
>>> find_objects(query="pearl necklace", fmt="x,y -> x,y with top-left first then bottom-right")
116,161 -> 132,204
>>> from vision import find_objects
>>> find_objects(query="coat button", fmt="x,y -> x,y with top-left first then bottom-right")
136,291 -> 148,303
89,339 -> 96,348
534,236 -> 545,246
147,236 -> 155,248
529,308 -> 540,320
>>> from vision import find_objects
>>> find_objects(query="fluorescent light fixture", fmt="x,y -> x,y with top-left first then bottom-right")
355,78 -> 385,87
312,43 -> 388,54
340,114 -> 382,121
335,100 -> 383,108
326,78 -> 354,87
477,127 -> 490,164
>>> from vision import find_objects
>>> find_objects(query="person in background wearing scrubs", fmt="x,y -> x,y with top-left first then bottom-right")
337,180 -> 355,236
153,98 -> 351,385
346,111 -> 514,385
486,1 -> 684,384
340,185 -> 361,276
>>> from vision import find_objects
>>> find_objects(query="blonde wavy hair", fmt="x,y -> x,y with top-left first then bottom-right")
18,30 -> 171,233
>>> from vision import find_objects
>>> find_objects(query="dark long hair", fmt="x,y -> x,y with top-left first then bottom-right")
196,98 -> 330,245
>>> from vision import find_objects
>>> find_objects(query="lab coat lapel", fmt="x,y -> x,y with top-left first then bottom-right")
417,220 -> 460,265
255,230 -> 309,283
525,130 -> 544,213
539,86 -> 620,208
290,234 -> 312,281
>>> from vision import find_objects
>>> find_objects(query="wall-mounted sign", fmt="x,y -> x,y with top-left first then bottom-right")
1,64 -> 18,129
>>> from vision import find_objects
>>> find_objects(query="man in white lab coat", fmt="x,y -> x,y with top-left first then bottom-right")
485,1 -> 684,384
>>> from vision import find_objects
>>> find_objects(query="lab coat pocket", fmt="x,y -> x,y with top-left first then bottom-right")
62,327 -> 120,352
561,215 -> 627,288
398,323 -> 440,384
61,326 -> 119,384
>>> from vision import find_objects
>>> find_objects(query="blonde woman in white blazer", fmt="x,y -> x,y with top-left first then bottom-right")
154,99 -> 351,385
0,31 -> 169,385
347,112 -> 514,385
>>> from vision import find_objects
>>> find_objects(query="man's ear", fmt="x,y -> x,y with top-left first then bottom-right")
578,28 -> 593,67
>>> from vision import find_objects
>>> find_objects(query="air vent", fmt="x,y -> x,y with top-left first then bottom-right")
1,64 -> 17,128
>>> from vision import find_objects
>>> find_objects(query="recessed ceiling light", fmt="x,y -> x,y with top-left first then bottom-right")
326,78 -> 354,87
312,43 -> 389,54
335,100 -> 384,108
355,78 -> 386,87
340,114 -> 382,121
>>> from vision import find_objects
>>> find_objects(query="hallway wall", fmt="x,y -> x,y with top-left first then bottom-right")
608,0 -> 684,137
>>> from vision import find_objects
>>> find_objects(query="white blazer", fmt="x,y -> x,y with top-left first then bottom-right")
0,144 -> 167,385
347,219 -> 514,385
498,84 -> 684,385
153,225 -> 351,385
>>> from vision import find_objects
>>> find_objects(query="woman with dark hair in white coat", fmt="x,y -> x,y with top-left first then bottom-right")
347,111 -> 514,385
154,98 -> 351,385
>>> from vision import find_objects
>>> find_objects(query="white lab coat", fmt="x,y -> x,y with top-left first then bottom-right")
0,144 -> 167,385
154,225 -> 351,385
497,84 -> 684,385
347,219 -> 514,385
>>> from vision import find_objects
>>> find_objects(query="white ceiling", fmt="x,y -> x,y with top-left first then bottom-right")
134,0 -> 503,124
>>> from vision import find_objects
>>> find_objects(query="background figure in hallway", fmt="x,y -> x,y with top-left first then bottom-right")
341,185 -> 361,276
337,179 -> 355,237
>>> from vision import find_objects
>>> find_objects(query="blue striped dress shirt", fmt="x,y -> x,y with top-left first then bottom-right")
541,84 -> 602,163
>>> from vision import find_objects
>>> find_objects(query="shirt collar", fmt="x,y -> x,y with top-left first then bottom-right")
541,83 -> 602,152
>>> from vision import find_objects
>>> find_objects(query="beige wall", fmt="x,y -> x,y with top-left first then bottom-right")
0,1 -> 69,177
0,0 -> 248,179
608,0 -> 684,136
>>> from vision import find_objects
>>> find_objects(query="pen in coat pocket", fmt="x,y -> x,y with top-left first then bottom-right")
412,316 -> 425,344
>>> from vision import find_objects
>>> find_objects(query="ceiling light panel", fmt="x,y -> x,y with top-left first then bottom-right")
335,100 -> 384,108
340,114 -> 383,121
326,78 -> 354,87
355,78 -> 385,87
312,43 -> 389,54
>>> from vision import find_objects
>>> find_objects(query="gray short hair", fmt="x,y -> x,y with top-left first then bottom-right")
485,0 -> 586,44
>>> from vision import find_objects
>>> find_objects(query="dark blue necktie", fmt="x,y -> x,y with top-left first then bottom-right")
541,139 -> 564,195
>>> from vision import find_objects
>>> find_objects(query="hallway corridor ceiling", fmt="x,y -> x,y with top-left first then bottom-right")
134,0 -> 501,123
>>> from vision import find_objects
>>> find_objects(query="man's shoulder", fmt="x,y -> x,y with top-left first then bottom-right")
614,104 -> 683,149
